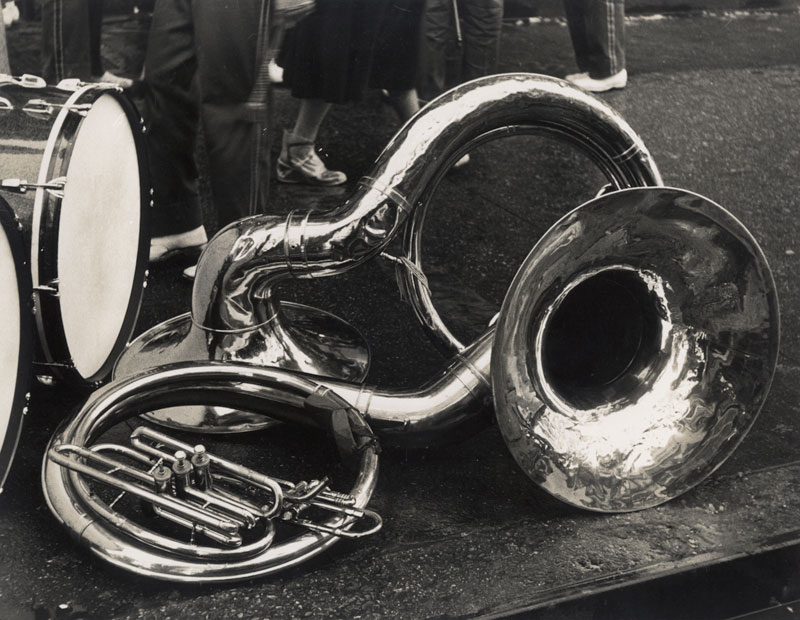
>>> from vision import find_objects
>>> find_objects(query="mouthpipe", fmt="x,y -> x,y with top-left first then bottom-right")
314,328 -> 495,448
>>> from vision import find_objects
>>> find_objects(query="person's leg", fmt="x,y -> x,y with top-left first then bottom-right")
418,0 -> 452,101
581,0 -> 625,78
88,0 -> 103,77
0,19 -> 9,74
277,98 -> 347,186
563,0 -> 591,74
459,0 -> 503,82
142,0 -> 205,244
386,89 -> 420,123
193,0 -> 271,226
41,0 -> 92,82
291,98 -> 331,141
563,0 -> 626,90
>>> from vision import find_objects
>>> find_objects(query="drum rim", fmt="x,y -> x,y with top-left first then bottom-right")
0,197 -> 34,492
30,84 -> 151,387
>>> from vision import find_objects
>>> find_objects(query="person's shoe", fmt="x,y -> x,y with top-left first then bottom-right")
3,1 -> 19,27
567,69 -> 627,93
276,130 -> 347,186
92,71 -> 134,89
268,59 -> 284,84
564,72 -> 589,82
149,225 -> 208,263
182,264 -> 197,281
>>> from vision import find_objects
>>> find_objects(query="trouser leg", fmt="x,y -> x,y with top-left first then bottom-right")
144,0 -> 268,235
459,0 -> 503,81
192,0 -> 268,228
0,21 -> 9,74
563,0 -> 590,73
565,0 -> 625,78
142,0 -> 202,236
41,0 -> 91,82
418,0 -> 452,100
88,0 -> 103,77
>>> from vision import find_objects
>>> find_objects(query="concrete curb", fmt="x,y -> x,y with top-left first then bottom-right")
505,0 -> 800,18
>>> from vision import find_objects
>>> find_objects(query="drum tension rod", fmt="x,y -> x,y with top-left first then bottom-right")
22,99 -> 92,117
34,279 -> 59,296
1,177 -> 67,197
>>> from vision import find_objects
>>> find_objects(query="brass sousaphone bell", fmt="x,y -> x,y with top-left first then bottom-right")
41,74 -> 779,581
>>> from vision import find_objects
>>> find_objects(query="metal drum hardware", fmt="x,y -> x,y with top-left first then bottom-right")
0,75 -> 151,387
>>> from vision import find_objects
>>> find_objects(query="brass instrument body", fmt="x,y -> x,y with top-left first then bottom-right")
115,73 -> 663,432
42,364 -> 380,582
492,187 -> 779,511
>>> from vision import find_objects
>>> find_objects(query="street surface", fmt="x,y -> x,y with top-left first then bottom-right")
1,8 -> 799,620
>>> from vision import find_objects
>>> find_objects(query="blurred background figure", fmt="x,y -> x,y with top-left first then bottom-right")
0,17 -> 8,74
563,0 -> 627,92
40,0 -> 132,86
2,0 -> 18,27
418,0 -> 504,103
144,0 -> 313,279
1,0 -> 19,73
0,22 -> 8,74
371,0 -> 426,125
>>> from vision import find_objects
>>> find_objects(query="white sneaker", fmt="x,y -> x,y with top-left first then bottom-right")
182,264 -> 197,281
149,225 -> 208,263
3,1 -> 20,27
268,59 -> 283,84
564,72 -> 588,82
567,69 -> 628,93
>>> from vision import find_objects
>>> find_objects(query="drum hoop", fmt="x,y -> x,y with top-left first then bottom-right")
0,198 -> 34,491
30,84 -> 151,386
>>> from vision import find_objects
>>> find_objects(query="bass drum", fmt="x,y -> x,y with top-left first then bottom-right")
0,75 -> 150,386
0,196 -> 33,491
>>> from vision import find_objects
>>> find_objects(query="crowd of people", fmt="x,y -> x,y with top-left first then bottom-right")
0,0 -> 629,280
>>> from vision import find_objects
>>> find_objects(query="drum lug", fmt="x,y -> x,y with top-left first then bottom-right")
55,78 -> 84,92
0,97 -> 12,112
17,74 -> 47,89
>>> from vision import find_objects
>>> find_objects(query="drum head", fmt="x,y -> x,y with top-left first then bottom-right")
31,86 -> 149,384
0,198 -> 33,491
58,93 -> 143,380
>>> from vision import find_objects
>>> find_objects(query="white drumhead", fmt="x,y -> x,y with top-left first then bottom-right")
0,226 -> 22,455
58,94 -> 141,379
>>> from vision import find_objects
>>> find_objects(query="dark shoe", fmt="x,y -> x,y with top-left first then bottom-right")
276,130 -> 347,186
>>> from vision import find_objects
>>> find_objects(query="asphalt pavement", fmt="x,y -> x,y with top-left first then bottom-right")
1,8 -> 800,620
